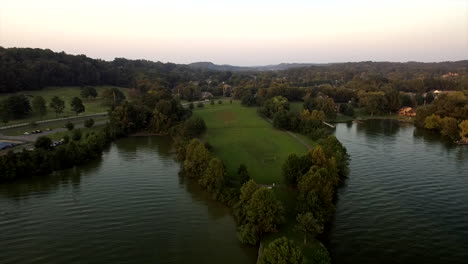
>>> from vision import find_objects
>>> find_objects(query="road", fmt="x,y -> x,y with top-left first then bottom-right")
0,120 -> 108,142
0,112 -> 108,130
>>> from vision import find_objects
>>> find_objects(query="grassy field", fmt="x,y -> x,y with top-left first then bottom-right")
194,101 -> 309,184
0,86 -> 128,125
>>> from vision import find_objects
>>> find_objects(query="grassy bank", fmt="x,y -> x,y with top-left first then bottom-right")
194,100 -> 309,184
0,86 -> 128,125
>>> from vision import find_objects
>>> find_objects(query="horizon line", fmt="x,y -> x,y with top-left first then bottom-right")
2,45 -> 467,67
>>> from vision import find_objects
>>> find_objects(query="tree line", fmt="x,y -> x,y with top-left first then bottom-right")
0,86 -> 127,124
0,84 -> 191,182
414,92 -> 468,142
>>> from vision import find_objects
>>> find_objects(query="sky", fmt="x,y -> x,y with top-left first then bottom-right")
0,0 -> 467,65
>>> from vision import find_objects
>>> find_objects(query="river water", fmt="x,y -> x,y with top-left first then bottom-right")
0,136 -> 257,264
1,120 -> 467,264
330,119 -> 468,264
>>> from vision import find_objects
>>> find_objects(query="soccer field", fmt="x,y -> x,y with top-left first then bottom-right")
194,101 -> 308,184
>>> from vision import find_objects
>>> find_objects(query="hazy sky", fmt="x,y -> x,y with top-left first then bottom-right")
1,0 -> 467,65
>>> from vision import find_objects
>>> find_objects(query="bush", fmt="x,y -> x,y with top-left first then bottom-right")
35,136 -> 52,150
84,118 -> 95,128
197,102 -> 204,108
29,121 -> 38,127
72,129 -> 82,141
65,122 -> 74,131
258,237 -> 304,264
218,100 -> 222,104
182,116 -> 206,138
188,102 -> 194,110
210,99 -> 215,105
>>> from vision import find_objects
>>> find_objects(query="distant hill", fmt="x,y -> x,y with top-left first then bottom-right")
188,62 -> 323,71
187,62 -> 252,71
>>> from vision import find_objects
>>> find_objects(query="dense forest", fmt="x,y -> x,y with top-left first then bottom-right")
2,47 -> 467,95
1,47 -> 467,141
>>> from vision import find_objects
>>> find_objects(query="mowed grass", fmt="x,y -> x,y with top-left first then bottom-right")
194,101 -> 308,184
0,86 -> 128,125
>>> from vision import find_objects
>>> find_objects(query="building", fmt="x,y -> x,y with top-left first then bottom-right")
398,107 -> 416,117
201,92 -> 214,100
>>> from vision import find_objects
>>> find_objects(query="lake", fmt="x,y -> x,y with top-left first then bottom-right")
1,120 -> 467,264
0,136 -> 257,264
330,119 -> 468,264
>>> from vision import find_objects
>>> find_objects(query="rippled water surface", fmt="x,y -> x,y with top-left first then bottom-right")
0,136 -> 257,264
330,120 -> 468,264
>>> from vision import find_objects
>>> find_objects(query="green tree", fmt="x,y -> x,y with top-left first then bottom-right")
415,106 -> 433,128
358,91 -> 386,116
80,86 -> 97,99
295,212 -> 324,244
199,158 -> 226,196
3,95 -> 31,119
84,118 -> 95,128
0,101 -> 10,124
245,188 -> 284,235
237,164 -> 250,185
71,97 -> 85,115
183,139 -> 211,179
32,96 -> 47,118
399,94 -> 413,108
458,120 -> 468,142
424,114 -> 442,130
282,153 -> 311,186
237,223 -> 259,245
102,87 -> 126,108
383,86 -> 401,112
258,237 -> 304,264
49,96 -> 65,117
440,117 -> 459,139
72,129 -> 82,141
65,122 -> 74,131
181,116 -> 206,138
34,136 -> 52,150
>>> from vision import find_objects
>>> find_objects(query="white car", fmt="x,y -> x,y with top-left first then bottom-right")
23,132 -> 30,135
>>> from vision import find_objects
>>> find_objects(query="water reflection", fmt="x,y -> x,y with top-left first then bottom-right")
0,156 -> 104,199
355,119 -> 400,137
330,120 -> 468,264
0,136 -> 257,264
413,127 -> 457,150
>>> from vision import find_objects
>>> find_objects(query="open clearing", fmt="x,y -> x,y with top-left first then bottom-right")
0,86 -> 128,125
194,101 -> 308,184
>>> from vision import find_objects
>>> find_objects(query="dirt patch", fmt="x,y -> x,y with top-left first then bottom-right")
220,111 -> 236,124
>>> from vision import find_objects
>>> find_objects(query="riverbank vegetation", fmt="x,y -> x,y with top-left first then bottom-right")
0,83 -> 191,182
414,92 -> 468,142
180,99 -> 347,263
